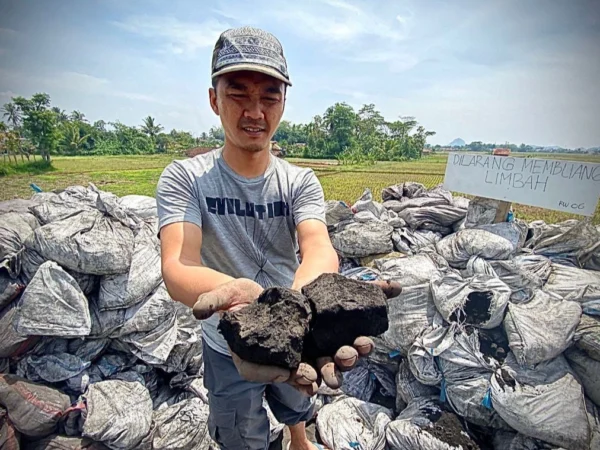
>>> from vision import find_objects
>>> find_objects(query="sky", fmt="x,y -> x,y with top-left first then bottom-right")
0,0 -> 599,148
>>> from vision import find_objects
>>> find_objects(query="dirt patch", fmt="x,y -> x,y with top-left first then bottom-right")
219,287 -> 312,369
427,412 -> 479,450
302,273 -> 389,359
450,291 -> 492,326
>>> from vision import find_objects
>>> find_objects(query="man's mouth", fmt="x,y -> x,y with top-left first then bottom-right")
241,126 -> 266,136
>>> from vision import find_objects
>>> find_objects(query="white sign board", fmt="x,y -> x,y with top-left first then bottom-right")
443,152 -> 600,216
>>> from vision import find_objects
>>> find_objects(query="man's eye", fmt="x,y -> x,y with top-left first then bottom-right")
230,94 -> 247,99
263,97 -> 279,103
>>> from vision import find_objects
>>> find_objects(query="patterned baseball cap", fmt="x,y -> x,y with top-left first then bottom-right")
211,26 -> 292,86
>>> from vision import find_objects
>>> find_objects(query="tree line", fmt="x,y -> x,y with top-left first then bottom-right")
1,93 -> 436,163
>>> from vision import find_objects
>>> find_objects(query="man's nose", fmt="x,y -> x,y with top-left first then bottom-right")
243,99 -> 264,121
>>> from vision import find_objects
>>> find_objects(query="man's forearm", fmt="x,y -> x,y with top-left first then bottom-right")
292,247 -> 339,290
162,258 -> 235,308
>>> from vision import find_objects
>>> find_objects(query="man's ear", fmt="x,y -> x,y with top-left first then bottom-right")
209,87 -> 219,116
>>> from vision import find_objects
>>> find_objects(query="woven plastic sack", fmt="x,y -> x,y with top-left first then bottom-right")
574,314 -> 600,361
489,255 -> 551,303
98,224 -> 162,311
14,261 -> 91,337
382,182 -> 427,202
138,398 -> 211,450
16,353 -> 90,383
436,222 -> 525,268
408,327 -> 507,428
29,185 -> 99,225
316,397 -> 393,450
0,375 -> 71,438
24,434 -> 111,449
464,197 -> 504,228
527,219 -> 600,267
330,220 -> 394,258
26,210 -> 134,276
490,354 -> 590,449
377,253 -> 447,288
0,212 -> 39,278
81,380 -> 153,450
115,285 -> 179,365
395,360 -> 438,409
392,228 -> 442,255
0,405 -> 20,450
383,283 -> 440,354
431,273 -> 511,329
118,195 -> 157,219
565,347 -> 600,408
504,290 -> 581,366
386,397 -> 479,450
543,263 -> 600,315
0,302 -> 34,358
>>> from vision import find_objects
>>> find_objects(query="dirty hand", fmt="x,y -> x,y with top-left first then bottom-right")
192,278 -> 264,320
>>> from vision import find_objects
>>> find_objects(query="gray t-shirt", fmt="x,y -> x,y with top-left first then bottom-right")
156,148 -> 326,355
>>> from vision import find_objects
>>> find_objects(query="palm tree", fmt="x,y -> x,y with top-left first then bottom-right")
70,110 -> 87,122
52,107 -> 69,123
141,116 -> 163,139
2,102 -> 21,129
63,123 -> 90,153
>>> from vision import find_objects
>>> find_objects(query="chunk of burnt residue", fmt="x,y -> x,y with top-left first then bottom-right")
301,273 -> 389,359
219,287 -> 312,369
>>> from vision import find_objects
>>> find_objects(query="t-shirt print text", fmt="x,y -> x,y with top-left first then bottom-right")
205,197 -> 290,220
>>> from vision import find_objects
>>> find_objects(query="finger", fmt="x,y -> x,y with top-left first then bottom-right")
353,336 -> 374,356
193,290 -> 232,320
369,280 -> 402,299
334,345 -> 358,372
231,352 -> 290,384
289,363 -> 318,386
317,357 -> 342,389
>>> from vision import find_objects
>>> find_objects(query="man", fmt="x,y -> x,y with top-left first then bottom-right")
157,27 -> 394,450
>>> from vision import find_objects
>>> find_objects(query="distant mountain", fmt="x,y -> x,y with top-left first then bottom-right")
449,138 -> 466,147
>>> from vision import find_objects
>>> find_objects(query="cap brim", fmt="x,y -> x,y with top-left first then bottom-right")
212,63 -> 292,86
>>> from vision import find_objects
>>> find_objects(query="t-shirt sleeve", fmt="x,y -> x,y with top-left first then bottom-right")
292,169 -> 326,226
156,161 -> 203,231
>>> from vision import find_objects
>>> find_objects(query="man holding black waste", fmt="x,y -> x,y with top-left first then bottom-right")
156,27 -> 398,450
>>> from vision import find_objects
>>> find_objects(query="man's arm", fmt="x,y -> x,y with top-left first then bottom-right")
160,221 -> 235,308
291,219 -> 339,291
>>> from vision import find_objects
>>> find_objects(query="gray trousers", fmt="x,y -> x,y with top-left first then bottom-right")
203,341 -> 314,450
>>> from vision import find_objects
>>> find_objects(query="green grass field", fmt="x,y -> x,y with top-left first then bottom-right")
1,152 -> 599,224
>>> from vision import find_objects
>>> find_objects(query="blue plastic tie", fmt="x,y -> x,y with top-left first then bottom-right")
440,378 -> 447,403
370,372 -> 377,381
388,350 -> 401,359
481,388 -> 493,410
30,183 -> 43,193
349,442 -> 360,449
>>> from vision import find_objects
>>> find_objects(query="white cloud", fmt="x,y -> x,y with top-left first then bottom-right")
0,90 -> 17,99
113,16 -> 230,55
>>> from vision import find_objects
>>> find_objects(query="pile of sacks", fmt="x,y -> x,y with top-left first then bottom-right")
1,181 -> 599,450
0,184 -> 289,449
319,183 -> 600,450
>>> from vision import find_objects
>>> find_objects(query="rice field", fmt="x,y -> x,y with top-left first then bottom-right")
1,153 -> 599,224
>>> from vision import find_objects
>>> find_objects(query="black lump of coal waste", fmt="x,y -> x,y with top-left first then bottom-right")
301,273 -> 389,360
218,287 -> 312,369
219,273 -> 389,369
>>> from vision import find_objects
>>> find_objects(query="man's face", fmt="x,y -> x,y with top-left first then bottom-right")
209,71 -> 286,153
